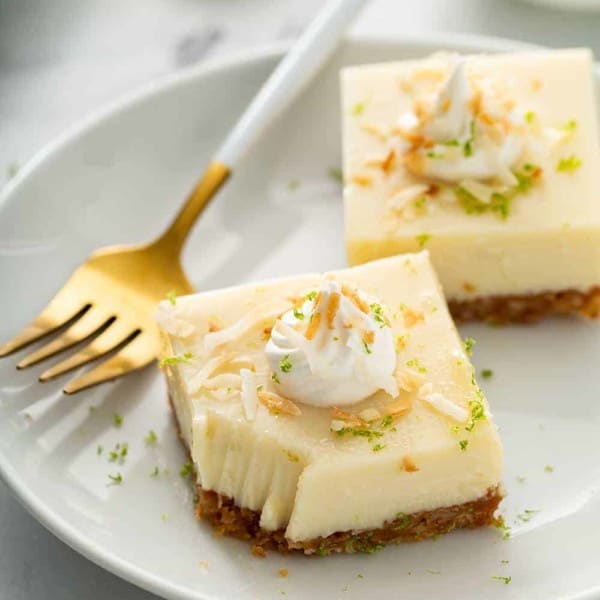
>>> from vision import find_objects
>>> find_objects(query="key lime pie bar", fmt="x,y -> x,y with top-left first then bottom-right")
156,252 -> 504,555
342,49 -> 600,323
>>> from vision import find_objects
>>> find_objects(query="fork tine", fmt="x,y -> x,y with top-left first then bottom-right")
63,333 -> 156,394
17,309 -> 112,369
39,321 -> 133,382
0,299 -> 89,358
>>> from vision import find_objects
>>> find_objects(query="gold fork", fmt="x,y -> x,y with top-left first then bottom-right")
0,0 -> 366,394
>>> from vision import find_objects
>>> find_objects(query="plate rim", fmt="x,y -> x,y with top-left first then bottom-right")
3,30 -> 595,600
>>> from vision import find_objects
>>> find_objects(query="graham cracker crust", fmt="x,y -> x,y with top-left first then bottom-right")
449,286 -> 600,324
195,485 -> 503,556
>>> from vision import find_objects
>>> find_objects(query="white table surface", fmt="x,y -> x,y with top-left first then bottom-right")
2,1 -> 600,598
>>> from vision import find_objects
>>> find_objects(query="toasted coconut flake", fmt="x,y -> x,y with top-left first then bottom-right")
351,174 -> 372,187
252,544 -> 266,558
258,391 -> 302,417
304,311 -> 321,340
396,370 -> 426,392
360,122 -> 388,141
403,150 -> 425,177
418,384 -> 469,422
204,300 -> 290,354
388,184 -> 429,212
154,303 -> 196,338
440,97 -> 451,113
240,369 -> 259,421
278,568 -> 289,578
404,308 -> 425,328
330,419 -> 346,432
326,293 -> 341,329
459,179 -> 497,205
402,456 -> 419,472
331,407 -> 366,427
413,100 -> 428,120
362,330 -> 375,346
341,285 -> 370,314
359,407 -> 381,422
463,282 -> 477,294
208,318 -> 222,333
384,396 -> 413,418
203,373 -> 242,390
189,353 -> 255,393
381,149 -> 396,173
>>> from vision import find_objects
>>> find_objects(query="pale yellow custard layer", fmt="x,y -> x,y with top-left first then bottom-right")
342,49 -> 600,300
159,253 -> 503,542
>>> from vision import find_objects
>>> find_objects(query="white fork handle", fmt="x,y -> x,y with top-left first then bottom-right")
215,0 -> 367,168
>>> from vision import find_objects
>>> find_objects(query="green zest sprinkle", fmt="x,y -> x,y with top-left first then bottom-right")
150,466 -> 160,478
492,576 -> 512,585
372,443 -> 386,452
381,415 -> 393,428
415,233 -> 431,248
394,513 -> 412,530
459,439 -> 469,451
306,290 -> 317,301
333,426 -> 384,442
363,341 -> 372,354
288,179 -> 300,190
352,102 -> 366,115
562,119 -> 577,132
108,442 -> 128,464
317,545 -> 328,556
145,430 -> 158,445
463,120 -> 476,157
413,196 -> 427,211
114,413 -> 123,427
426,151 -> 443,159
465,397 -> 486,432
406,358 -> 427,373
328,166 -> 343,183
370,303 -> 387,327
495,520 -> 511,540
166,290 -> 177,306
344,533 -> 384,554
516,509 -> 539,522
7,162 -> 19,179
516,475 -> 526,483
97,445 -> 103,456
271,372 -> 281,384
180,461 -> 194,478
279,355 -> 293,373
293,307 -> 305,321
525,111 -> 536,123
455,162 -> 539,220
556,155 -> 582,172
481,369 -> 493,379
463,337 -> 476,356
108,473 -> 123,485
333,336 -> 339,341
441,139 -> 459,147
159,352 -> 193,368
545,464 -> 554,473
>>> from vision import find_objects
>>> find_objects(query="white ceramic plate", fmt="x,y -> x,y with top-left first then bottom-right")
2,33 -> 600,600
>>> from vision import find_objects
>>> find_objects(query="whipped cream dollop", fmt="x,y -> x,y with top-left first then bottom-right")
400,57 -> 526,184
265,280 -> 398,407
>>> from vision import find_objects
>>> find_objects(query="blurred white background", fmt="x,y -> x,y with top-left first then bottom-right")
2,0 -> 600,597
